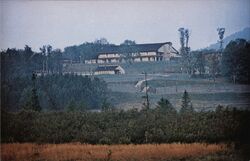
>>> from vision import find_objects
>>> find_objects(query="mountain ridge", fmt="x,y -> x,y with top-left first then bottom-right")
206,27 -> 250,50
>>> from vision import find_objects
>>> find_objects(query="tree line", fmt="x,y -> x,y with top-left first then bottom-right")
2,105 -> 249,145
63,38 -> 137,62
1,73 -> 108,111
1,45 -> 63,80
182,39 -> 250,84
1,44 -> 109,111
2,89 -> 249,145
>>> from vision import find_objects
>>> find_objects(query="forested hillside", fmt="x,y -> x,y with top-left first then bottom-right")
63,39 -> 137,61
1,46 -> 108,111
207,27 -> 250,50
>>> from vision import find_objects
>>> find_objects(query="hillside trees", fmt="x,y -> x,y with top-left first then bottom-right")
34,74 -> 108,110
221,39 -> 250,84
1,45 -> 105,111
63,39 -> 139,63
63,38 -> 114,62
1,46 -> 42,110
190,51 -> 206,76
94,38 -> 109,45
207,53 -> 220,81
1,51 -> 108,111
120,40 -> 136,46
1,46 -> 42,79
13,74 -> 107,111
39,45 -> 63,74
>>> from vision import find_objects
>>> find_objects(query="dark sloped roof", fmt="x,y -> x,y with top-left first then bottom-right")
170,46 -> 179,54
97,42 -> 172,54
95,65 -> 120,71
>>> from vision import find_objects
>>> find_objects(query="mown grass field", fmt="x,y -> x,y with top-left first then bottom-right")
1,143 -> 237,161
64,62 -> 250,110
103,74 -> 250,110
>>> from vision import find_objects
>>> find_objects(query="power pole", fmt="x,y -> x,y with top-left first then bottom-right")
144,72 -> 149,109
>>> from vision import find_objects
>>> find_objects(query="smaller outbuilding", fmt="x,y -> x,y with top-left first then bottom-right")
94,65 -> 125,75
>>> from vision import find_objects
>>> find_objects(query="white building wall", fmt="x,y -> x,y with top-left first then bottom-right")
132,53 -> 139,57
158,44 -> 171,53
134,58 -> 141,62
158,43 -> 179,60
95,70 -> 115,75
85,59 -> 97,64
140,52 -> 147,56
97,59 -> 105,64
111,59 -> 119,63
149,57 -> 155,61
85,60 -> 92,64
147,52 -> 157,56
98,53 -> 121,59
141,57 -> 149,61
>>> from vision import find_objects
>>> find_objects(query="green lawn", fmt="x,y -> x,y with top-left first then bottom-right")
101,73 -> 250,110
108,90 -> 250,110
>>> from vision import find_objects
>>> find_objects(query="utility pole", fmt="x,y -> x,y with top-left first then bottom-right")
143,72 -> 150,143
144,72 -> 149,109
175,75 -> 178,93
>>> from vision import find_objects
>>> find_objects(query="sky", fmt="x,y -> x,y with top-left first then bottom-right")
1,0 -> 250,52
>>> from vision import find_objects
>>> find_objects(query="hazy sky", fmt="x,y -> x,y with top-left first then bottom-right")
1,0 -> 250,51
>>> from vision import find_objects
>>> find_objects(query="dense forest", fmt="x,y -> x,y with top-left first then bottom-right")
1,45 -> 108,111
1,73 -> 107,111
63,38 -> 136,61
221,39 -> 250,83
187,39 -> 250,84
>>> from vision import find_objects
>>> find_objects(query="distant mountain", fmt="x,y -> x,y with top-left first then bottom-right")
206,27 -> 250,50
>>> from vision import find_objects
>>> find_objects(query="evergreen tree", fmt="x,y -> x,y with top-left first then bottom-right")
48,96 -> 58,111
156,97 -> 176,112
24,73 -> 41,112
66,100 -> 77,112
221,39 -> 250,84
180,90 -> 193,113
101,99 -> 113,111
78,101 -> 87,111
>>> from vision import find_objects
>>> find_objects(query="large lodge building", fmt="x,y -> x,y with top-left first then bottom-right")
85,42 -> 180,64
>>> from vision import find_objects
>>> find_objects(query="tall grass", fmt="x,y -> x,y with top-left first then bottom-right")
1,143 -> 227,161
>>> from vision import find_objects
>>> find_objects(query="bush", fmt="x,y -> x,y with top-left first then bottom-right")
1,107 -> 249,144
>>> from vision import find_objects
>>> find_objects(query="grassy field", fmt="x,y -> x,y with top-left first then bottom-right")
1,143 -> 236,161
109,91 -> 250,110
64,62 -> 250,110
103,73 -> 250,110
64,61 -> 182,74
